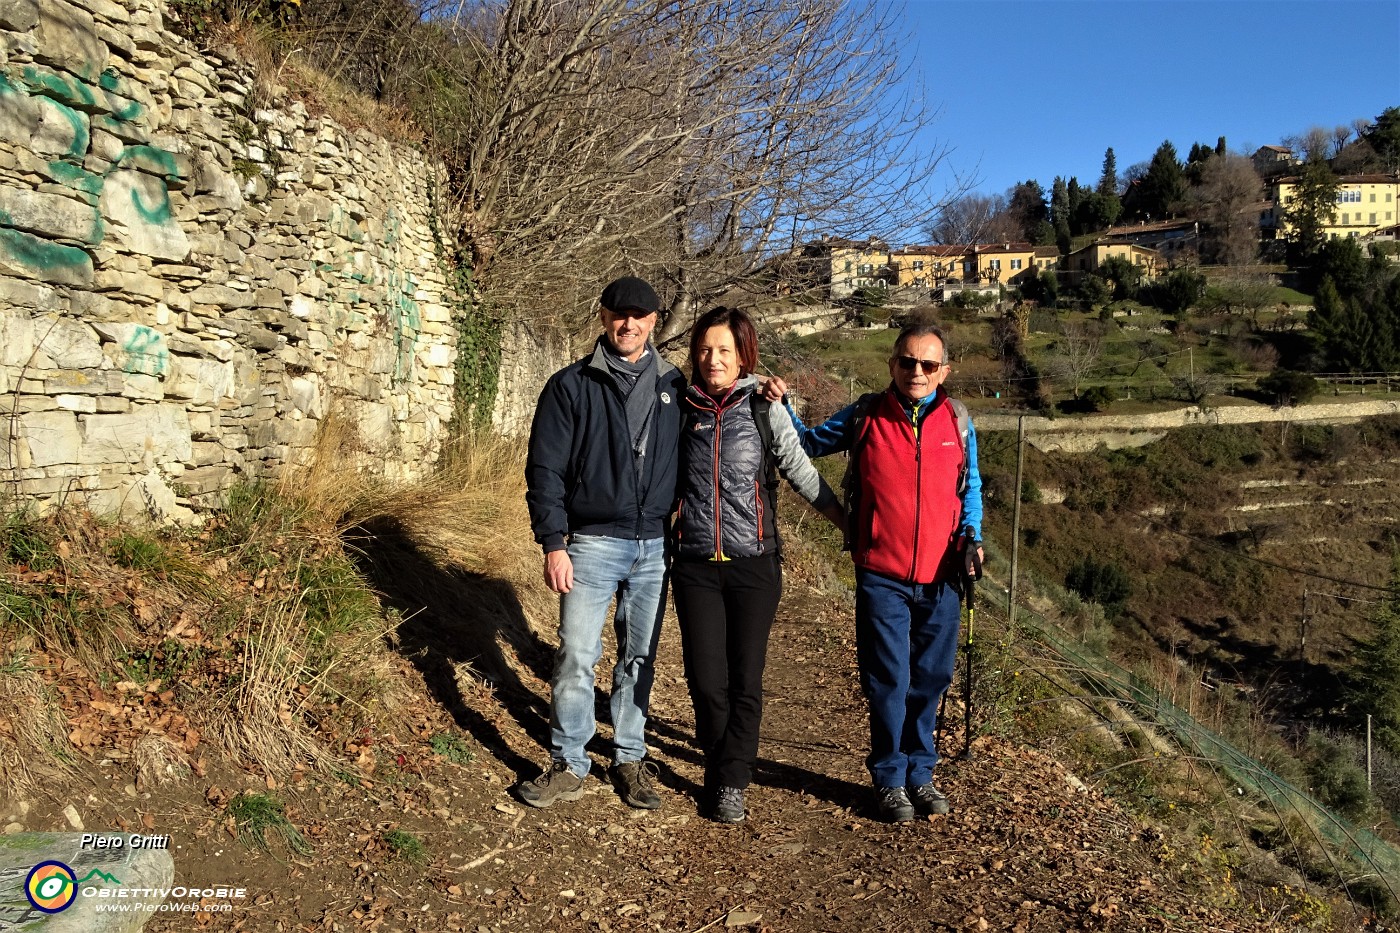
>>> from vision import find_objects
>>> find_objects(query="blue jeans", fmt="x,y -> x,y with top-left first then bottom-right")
550,534 -> 667,778
854,568 -> 962,788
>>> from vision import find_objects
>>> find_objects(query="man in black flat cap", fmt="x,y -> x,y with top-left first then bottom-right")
519,276 -> 684,811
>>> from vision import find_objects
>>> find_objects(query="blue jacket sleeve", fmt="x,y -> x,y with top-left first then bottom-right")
784,399 -> 857,458
960,420 -> 984,541
525,373 -> 576,553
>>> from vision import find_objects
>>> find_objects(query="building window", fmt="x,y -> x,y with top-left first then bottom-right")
1010,259 -> 1022,270
1341,213 -> 1348,224
1372,213 -> 1378,224
1371,193 -> 1377,202
963,261 -> 975,274
844,261 -> 852,273
988,259 -> 1001,270
858,263 -> 872,275
913,260 -> 924,271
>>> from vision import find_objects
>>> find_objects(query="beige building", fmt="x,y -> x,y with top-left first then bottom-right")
1062,242 -> 1162,284
1264,173 -> 1400,241
826,238 -> 892,298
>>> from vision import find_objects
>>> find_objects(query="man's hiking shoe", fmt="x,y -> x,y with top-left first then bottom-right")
517,760 -> 586,809
713,786 -> 746,824
910,781 -> 950,816
876,786 -> 915,823
611,760 -> 662,810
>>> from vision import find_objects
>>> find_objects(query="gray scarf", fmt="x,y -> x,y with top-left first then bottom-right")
600,339 -> 659,475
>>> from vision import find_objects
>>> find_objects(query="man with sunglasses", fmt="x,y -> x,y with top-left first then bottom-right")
786,322 -> 983,822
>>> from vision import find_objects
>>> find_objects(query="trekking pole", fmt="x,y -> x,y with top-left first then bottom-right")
960,529 -> 983,761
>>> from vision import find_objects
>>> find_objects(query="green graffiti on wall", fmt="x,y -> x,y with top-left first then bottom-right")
120,324 -> 169,375
0,65 -> 183,275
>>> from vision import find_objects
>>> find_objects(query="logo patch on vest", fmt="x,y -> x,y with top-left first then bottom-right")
660,392 -> 672,404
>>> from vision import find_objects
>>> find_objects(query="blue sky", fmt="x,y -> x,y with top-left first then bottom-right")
902,0 -> 1400,205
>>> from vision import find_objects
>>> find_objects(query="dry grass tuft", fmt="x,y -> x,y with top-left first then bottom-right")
0,664 -> 73,798
219,21 -> 422,142
133,733 -> 192,790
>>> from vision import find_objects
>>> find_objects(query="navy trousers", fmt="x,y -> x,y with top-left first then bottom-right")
854,568 -> 962,788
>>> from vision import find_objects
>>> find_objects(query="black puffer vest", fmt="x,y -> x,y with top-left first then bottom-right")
674,380 -> 778,560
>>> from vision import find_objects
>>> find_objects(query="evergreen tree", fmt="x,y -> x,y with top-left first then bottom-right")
1285,157 -> 1340,264
1097,148 -> 1118,196
1050,176 -> 1070,230
1185,142 -> 1214,186
1363,106 -> 1400,172
1066,177 -> 1085,235
1134,141 -> 1187,220
1215,135 -> 1227,157
1350,556 -> 1400,753
1008,180 -> 1052,244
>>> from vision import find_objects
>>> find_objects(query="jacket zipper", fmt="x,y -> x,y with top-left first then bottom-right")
712,400 -> 724,560
755,480 -> 764,547
910,410 -> 923,581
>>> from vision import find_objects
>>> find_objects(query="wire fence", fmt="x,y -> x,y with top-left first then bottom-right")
1000,593 -> 1400,908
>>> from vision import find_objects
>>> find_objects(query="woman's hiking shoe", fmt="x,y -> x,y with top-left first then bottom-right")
517,760 -> 586,808
713,786 -> 747,823
910,781 -> 950,816
876,786 -> 915,822
610,760 -> 662,809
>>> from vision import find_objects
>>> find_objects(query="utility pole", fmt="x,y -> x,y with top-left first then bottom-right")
1299,589 -> 1308,662
1007,415 -> 1027,627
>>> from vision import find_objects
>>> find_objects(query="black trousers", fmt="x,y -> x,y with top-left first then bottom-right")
672,554 -> 783,790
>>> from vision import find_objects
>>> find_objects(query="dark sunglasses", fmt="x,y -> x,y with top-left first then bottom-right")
894,355 -> 944,374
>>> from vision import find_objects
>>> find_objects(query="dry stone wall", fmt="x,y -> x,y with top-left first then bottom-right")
0,0 -> 459,521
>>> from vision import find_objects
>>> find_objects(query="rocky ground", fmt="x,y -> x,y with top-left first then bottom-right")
4,576 -> 1344,933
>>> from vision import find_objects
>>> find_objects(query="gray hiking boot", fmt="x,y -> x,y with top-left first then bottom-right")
517,760 -> 586,809
876,785 -> 915,823
713,786 -> 746,824
610,759 -> 662,810
910,781 -> 950,816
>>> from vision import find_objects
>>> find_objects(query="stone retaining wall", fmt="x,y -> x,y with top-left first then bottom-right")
977,399 -> 1400,452
0,0 -> 458,520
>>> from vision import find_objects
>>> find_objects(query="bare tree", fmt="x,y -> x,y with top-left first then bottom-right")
647,1 -> 954,342
1282,126 -> 1334,163
407,0 -> 954,343
1051,321 -> 1103,398
1188,153 -> 1262,266
924,193 -> 1017,245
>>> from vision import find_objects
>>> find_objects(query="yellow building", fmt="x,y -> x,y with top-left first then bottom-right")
1062,243 -> 1161,284
1266,173 -> 1400,241
826,238 -> 891,298
973,242 -> 1038,286
889,245 -> 969,287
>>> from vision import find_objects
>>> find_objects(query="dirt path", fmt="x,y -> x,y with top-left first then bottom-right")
4,583 -> 1272,932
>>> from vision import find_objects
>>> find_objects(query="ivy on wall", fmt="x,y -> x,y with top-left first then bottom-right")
428,181 -> 499,434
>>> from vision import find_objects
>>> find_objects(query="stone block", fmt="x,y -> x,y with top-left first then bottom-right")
0,226 -> 94,286
119,372 -> 162,400
14,409 -> 81,467
92,321 -> 170,377
36,316 -> 103,367
32,0 -> 106,81
80,404 -> 191,463
93,268 -> 164,300
54,393 -> 96,412
188,283 -> 251,308
166,355 -> 232,405
98,166 -> 190,262
0,187 -> 103,243
94,395 -> 129,412
0,308 -> 37,366
43,367 -> 122,395
0,0 -> 40,30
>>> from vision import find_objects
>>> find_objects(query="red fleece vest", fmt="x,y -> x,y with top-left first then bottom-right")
853,392 -> 965,584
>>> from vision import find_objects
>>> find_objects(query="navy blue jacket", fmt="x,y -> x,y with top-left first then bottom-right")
526,341 -> 687,553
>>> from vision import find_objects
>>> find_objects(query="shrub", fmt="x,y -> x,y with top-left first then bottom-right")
1257,369 -> 1319,407
1081,385 -> 1116,412
1065,557 -> 1133,617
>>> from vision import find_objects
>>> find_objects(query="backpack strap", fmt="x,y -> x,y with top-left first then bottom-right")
749,394 -> 778,489
839,391 -> 884,550
949,397 -> 971,496
749,393 -> 781,552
